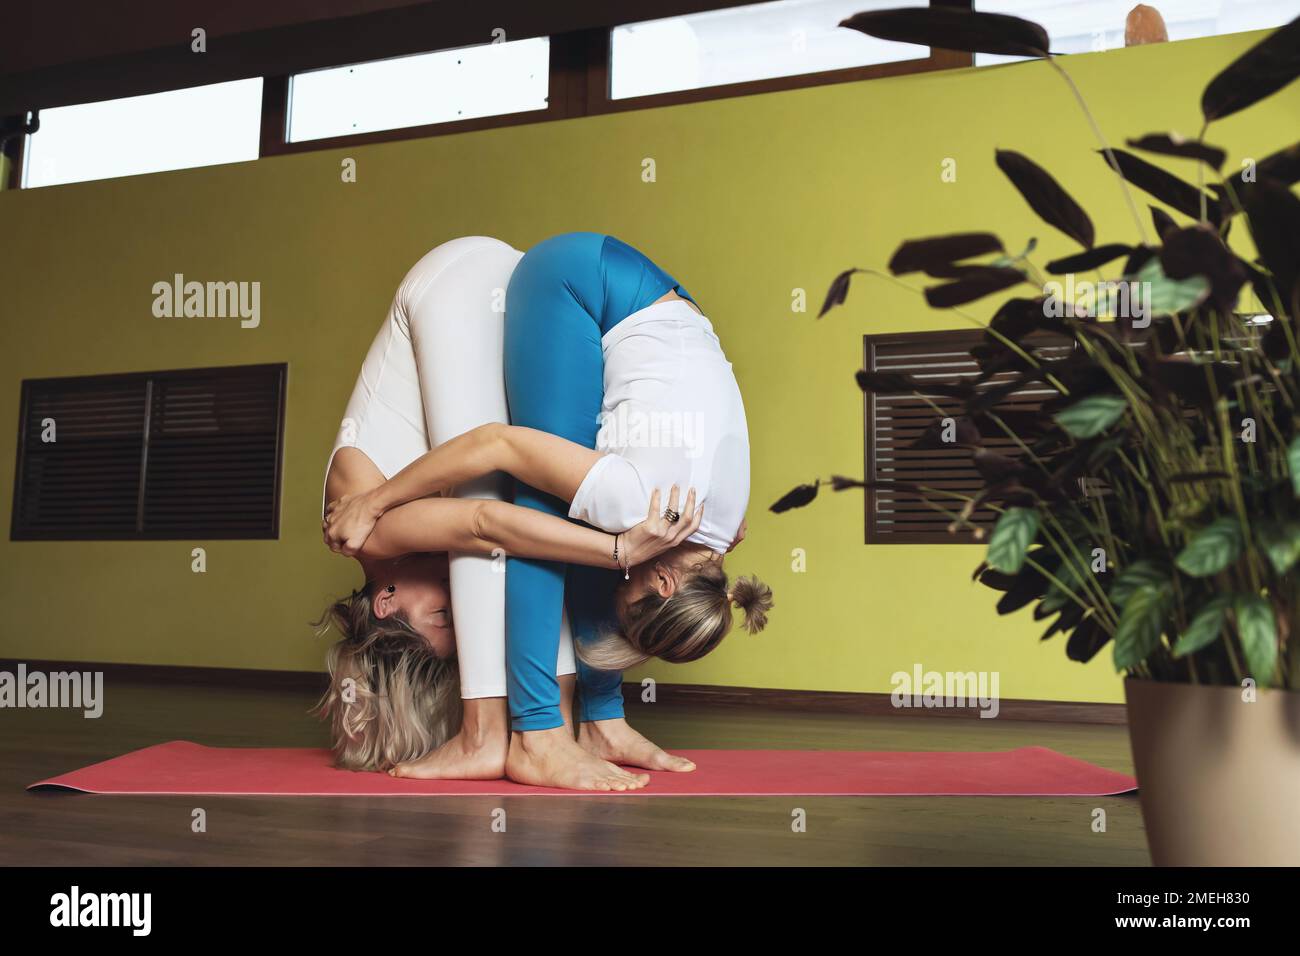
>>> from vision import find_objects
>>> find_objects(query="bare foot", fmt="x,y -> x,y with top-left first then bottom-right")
579,718 -> 696,773
559,674 -> 577,737
390,729 -> 507,780
506,727 -> 649,791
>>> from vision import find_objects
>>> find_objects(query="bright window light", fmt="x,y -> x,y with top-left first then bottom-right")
23,79 -> 263,188
974,0 -> 1296,65
610,0 -> 930,100
287,38 -> 550,142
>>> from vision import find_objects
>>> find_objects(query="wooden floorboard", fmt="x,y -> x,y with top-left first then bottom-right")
0,677 -> 1149,866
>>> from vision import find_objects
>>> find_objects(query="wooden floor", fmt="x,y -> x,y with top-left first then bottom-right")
1,677 -> 1150,866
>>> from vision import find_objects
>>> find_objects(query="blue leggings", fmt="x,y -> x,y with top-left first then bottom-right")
503,232 -> 697,731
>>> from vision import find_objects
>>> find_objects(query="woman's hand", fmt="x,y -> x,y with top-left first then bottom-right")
323,490 -> 386,557
619,486 -> 704,568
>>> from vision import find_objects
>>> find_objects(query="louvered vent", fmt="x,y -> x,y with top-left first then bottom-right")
12,364 -> 285,540
864,331 -> 1067,543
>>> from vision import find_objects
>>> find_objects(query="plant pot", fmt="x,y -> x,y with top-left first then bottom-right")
1125,677 -> 1300,866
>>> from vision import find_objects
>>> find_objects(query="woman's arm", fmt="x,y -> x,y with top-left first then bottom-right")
325,422 -> 601,553
354,488 -> 702,569
379,422 -> 598,509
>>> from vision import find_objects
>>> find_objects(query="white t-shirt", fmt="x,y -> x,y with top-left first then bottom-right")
568,299 -> 750,553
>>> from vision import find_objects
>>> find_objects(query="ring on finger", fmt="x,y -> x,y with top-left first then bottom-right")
663,509 -> 681,523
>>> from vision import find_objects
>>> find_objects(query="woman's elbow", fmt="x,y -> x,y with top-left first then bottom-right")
471,421 -> 509,460
469,499 -> 505,552
355,532 -> 396,561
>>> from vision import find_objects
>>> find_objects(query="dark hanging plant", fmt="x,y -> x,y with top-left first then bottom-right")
777,12 -> 1300,689
839,7 -> 1051,57
995,149 -> 1095,248
1127,133 -> 1227,171
1102,148 -> 1224,224
1200,15 -> 1300,121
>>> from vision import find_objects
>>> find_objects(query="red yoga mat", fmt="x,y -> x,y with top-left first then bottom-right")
28,741 -> 1136,796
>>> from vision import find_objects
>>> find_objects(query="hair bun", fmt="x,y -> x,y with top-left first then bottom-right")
729,574 -> 774,634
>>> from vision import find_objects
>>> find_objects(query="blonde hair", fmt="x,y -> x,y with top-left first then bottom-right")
311,585 -> 461,772
578,565 -> 773,671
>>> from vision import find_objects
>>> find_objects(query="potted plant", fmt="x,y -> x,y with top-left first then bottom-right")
774,8 -> 1300,865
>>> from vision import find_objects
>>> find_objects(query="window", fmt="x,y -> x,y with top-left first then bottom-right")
610,0 -> 930,99
22,79 -> 263,188
974,0 -> 1295,65
11,364 -> 286,540
287,37 -> 551,142
863,330 -> 1064,543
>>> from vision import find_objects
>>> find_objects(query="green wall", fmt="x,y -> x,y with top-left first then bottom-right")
1,32 -> 1295,704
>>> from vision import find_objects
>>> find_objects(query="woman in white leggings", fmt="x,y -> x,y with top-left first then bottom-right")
317,236 -> 699,789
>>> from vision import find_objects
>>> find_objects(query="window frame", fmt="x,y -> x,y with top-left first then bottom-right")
10,362 -> 288,542
265,33 -> 573,155
6,0 -> 1289,188
2,2 -> 970,183
15,78 -> 265,191
864,329 -> 983,545
863,328 -> 1070,546
261,22 -> 966,158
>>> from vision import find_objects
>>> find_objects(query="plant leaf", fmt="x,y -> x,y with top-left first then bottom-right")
770,483 -> 819,513
1158,224 -> 1249,313
1113,584 -> 1167,670
996,149 -> 1094,248
985,296 -> 1049,343
1037,582 -> 1071,616
972,448 -> 1026,483
855,369 -> 973,398
888,233 -> 1004,275
1126,133 -> 1226,170
1150,205 -> 1178,238
1103,148 -> 1219,222
1258,520 -> 1300,574
1109,559 -> 1169,608
818,268 -> 858,318
1234,596 -> 1279,685
1040,602 -> 1085,639
986,507 -> 1040,574
1289,436 -> 1300,497
1036,553 -> 1087,615
1045,243 -> 1131,275
1241,178 -> 1300,308
1132,255 -> 1211,316
839,7 -> 1050,58
1066,616 -> 1110,663
924,266 -> 1027,308
1173,595 -> 1232,658
987,237 -> 1037,270
995,564 -> 1048,615
1201,15 -> 1300,122
1053,394 -> 1127,439
1256,140 -> 1300,187
1175,516 -> 1243,577
1123,244 -> 1158,275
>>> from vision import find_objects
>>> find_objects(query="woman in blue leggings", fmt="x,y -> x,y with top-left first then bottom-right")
327,232 -> 770,790
503,232 -> 713,789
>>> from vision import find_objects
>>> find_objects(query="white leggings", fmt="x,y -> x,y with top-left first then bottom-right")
324,236 -> 577,698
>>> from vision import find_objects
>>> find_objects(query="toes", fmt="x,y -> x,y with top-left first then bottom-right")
604,761 -> 637,779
